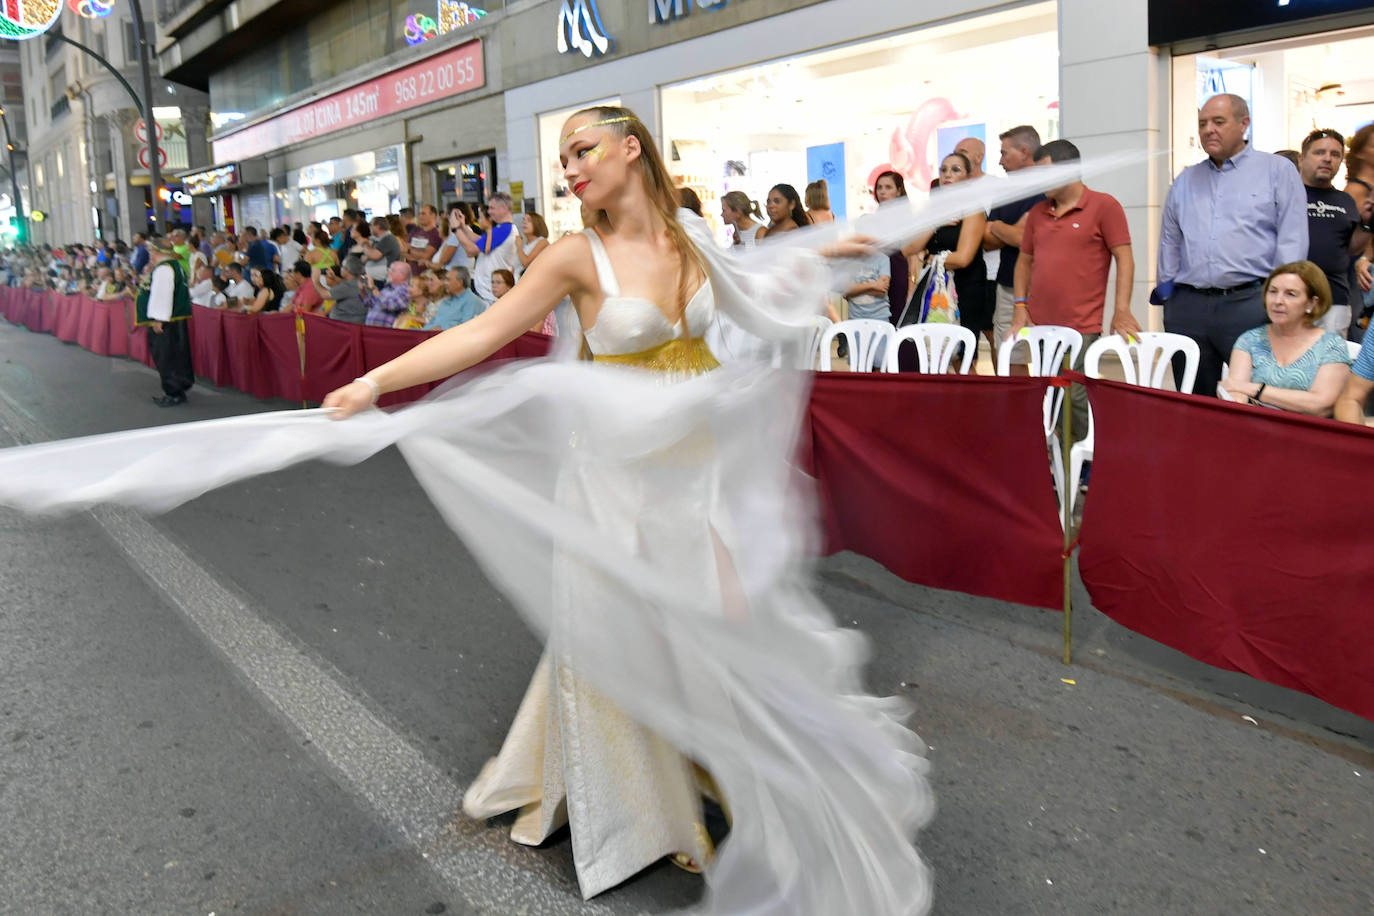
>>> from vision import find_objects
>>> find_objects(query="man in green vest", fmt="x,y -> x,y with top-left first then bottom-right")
138,236 -> 194,407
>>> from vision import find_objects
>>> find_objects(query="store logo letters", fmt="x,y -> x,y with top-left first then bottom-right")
649,0 -> 731,24
557,0 -> 611,58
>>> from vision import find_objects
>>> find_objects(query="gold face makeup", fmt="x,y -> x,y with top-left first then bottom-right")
582,142 -> 608,167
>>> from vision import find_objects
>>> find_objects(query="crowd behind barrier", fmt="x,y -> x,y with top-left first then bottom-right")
2,285 -> 1373,725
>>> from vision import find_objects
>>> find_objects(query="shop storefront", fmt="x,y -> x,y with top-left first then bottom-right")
275,146 -> 408,227
178,161 -> 269,232
208,35 -> 489,230
505,0 -> 1059,244
1151,1 -> 1374,171
429,152 -> 499,214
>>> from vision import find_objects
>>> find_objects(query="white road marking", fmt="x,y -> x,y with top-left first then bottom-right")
0,386 -> 605,915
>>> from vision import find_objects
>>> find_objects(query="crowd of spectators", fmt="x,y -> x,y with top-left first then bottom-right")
0,193 -> 539,335
7,95 -> 1374,424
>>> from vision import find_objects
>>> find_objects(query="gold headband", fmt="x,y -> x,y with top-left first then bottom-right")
561,116 -> 636,143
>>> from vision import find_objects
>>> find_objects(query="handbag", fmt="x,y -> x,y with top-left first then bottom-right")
897,251 -> 960,328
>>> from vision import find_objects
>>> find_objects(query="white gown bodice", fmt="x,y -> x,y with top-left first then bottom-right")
581,228 -> 716,357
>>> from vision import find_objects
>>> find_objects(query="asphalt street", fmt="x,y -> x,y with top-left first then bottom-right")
0,320 -> 1371,915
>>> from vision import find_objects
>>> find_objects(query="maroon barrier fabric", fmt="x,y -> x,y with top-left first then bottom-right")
37,293 -> 56,334
76,295 -> 115,355
807,372 -> 1065,610
190,307 -> 229,387
512,332 -> 553,359
129,324 -> 153,367
221,311 -> 274,399
256,313 -> 304,402
0,286 -> 13,321
360,325 -> 441,407
19,289 -> 45,332
1078,376 -> 1374,722
102,299 -> 130,358
300,314 -> 365,403
53,293 -> 83,342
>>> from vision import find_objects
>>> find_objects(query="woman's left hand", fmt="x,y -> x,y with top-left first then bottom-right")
821,235 -> 879,259
1221,380 -> 1258,400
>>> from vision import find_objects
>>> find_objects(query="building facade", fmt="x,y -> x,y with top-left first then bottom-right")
18,9 -> 211,246
28,0 -> 1370,321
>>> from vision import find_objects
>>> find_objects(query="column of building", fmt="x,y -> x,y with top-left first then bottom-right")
1058,0 -> 1171,330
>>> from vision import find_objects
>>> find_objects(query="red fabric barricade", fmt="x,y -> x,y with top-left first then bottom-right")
807,372 -> 1065,610
256,312 -> 305,402
190,306 -> 229,387
37,292 -> 56,334
19,289 -> 46,333
129,324 -> 153,367
220,310 -> 275,399
0,286 -> 14,322
300,313 -> 365,403
52,293 -> 83,342
76,295 -> 116,355
101,298 -> 130,358
13,289 -> 39,333
360,325 -> 441,407
1078,377 -> 1374,722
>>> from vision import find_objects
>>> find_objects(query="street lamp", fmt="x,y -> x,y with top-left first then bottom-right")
2,0 -> 167,229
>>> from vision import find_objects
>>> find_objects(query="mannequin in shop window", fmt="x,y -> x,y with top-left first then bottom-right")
720,190 -> 763,249
754,183 -> 811,241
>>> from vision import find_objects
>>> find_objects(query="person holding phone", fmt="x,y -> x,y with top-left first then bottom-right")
448,192 -> 520,304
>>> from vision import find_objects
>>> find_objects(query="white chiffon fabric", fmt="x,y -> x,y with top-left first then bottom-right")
0,161 -> 1121,914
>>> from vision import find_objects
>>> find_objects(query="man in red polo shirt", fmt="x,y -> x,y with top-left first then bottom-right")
1008,139 -> 1142,441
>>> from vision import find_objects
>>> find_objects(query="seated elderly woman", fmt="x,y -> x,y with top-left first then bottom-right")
1221,260 -> 1352,416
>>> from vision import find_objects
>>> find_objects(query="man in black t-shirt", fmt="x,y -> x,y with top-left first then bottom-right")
1300,128 -> 1372,338
985,125 -> 1043,371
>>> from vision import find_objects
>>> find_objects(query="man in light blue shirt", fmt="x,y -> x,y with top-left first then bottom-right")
1334,339 -> 1374,424
1158,93 -> 1308,397
423,265 -> 486,331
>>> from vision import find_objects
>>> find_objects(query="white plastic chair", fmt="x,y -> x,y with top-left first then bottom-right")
818,319 -> 895,373
1216,362 -> 1235,400
1067,332 -> 1200,516
883,324 -> 976,374
769,314 -> 833,369
996,326 -> 1084,510
996,326 -> 1083,378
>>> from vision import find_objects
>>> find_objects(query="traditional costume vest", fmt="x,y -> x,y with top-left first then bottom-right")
134,260 -> 192,325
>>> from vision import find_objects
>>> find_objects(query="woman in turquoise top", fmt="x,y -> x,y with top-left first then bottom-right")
1223,260 -> 1353,416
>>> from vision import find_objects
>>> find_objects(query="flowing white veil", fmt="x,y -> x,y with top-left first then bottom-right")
0,155 -> 1135,915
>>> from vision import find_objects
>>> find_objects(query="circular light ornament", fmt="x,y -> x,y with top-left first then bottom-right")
0,0 -> 62,39
67,0 -> 114,19
403,13 -> 438,46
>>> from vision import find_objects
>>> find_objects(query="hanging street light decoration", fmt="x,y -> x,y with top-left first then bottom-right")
67,0 -> 114,19
0,0 -> 61,39
403,2 -> 485,46
403,12 -> 439,46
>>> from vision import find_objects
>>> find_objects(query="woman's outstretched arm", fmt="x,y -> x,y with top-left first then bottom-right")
324,237 -> 586,417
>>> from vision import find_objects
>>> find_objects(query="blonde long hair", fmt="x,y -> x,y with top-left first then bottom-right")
570,105 -> 706,329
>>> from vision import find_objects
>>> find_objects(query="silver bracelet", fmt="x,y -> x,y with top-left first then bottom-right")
354,376 -> 381,405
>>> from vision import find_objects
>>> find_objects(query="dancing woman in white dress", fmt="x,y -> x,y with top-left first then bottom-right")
25,104 -> 1165,913
322,107 -> 933,905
